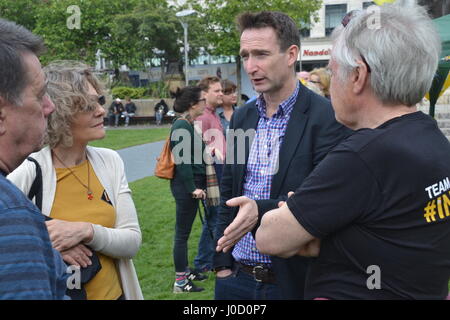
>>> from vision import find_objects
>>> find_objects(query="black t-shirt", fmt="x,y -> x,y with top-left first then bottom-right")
287,111 -> 450,299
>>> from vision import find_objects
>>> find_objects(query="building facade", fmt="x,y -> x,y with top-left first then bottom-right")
300,0 -> 375,71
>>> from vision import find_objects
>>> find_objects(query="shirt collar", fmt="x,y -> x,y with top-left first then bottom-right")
205,105 -> 215,113
256,81 -> 300,119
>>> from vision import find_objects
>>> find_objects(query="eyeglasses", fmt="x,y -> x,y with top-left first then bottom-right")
98,95 -> 105,106
341,10 -> 372,73
86,95 -> 106,112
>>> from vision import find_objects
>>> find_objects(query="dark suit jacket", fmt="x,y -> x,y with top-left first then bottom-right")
213,82 -> 352,299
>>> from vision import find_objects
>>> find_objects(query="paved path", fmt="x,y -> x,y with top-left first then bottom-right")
117,140 -> 165,183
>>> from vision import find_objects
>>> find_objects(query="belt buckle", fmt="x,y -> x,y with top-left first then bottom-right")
252,265 -> 265,282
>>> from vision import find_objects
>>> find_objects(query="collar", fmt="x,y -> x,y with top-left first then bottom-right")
205,105 -> 215,113
256,81 -> 300,119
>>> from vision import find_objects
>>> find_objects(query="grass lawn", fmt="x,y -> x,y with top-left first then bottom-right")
130,176 -> 215,300
89,128 -> 170,150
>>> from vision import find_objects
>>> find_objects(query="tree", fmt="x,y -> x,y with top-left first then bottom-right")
113,0 -> 208,82
0,0 -> 43,30
189,0 -> 322,100
32,0 -> 138,70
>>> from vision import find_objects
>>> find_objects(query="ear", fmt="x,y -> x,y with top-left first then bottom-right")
286,45 -> 300,68
351,59 -> 370,95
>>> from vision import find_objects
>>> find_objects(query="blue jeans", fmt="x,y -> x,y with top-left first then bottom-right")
215,264 -> 282,300
194,204 -> 218,271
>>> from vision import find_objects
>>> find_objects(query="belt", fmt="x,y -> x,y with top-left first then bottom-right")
236,262 -> 277,284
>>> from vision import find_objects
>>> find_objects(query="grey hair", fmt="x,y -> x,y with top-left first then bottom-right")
331,1 -> 441,106
43,60 -> 104,148
0,18 -> 46,105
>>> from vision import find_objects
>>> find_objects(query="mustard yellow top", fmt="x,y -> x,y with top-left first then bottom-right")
50,160 -> 123,300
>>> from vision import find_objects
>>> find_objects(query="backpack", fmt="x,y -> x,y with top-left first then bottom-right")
27,157 -> 43,210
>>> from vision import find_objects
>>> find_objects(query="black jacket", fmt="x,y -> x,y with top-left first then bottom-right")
213,82 -> 352,299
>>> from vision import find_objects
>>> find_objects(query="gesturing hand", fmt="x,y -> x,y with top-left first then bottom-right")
216,196 -> 258,253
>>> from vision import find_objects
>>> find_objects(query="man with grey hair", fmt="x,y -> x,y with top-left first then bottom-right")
255,2 -> 450,299
0,18 -> 67,299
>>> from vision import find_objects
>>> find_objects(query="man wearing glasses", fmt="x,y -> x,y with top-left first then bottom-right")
256,3 -> 450,299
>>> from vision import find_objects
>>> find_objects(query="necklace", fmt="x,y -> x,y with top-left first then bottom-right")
53,151 -> 93,200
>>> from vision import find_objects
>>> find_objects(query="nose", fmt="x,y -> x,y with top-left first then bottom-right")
43,94 -> 55,116
244,56 -> 258,75
96,104 -> 106,117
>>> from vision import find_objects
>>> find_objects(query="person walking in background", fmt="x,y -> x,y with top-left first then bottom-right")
256,3 -> 450,299
8,61 -> 143,300
169,86 -> 209,293
123,97 -> 137,127
309,68 -> 331,99
216,79 -> 237,137
213,11 -> 349,300
0,18 -> 68,299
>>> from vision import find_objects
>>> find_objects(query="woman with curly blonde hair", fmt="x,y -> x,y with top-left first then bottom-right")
8,61 -> 143,300
309,68 -> 331,99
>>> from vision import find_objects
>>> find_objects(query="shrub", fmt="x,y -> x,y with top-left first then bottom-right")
111,87 -> 148,99
148,81 -> 171,99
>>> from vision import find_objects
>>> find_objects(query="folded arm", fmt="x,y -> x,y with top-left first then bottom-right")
256,202 -> 317,258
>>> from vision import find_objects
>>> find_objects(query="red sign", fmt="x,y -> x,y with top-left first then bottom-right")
303,49 -> 331,57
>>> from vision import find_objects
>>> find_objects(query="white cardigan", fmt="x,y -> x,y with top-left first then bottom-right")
8,146 -> 143,300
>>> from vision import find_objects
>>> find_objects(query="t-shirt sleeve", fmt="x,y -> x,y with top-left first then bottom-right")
286,148 -> 380,239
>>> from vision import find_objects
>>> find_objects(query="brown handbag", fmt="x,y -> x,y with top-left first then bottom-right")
154,136 -> 175,179
154,118 -> 189,179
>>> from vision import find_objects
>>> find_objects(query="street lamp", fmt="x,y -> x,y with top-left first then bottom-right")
176,9 -> 196,86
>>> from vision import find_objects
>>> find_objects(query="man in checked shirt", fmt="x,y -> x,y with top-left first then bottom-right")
213,11 -> 350,299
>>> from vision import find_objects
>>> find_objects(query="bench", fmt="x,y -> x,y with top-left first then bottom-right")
103,115 -> 174,126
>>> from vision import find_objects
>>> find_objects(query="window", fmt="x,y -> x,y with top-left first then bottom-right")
325,4 -> 348,36
363,1 -> 375,9
299,20 -> 311,39
300,28 -> 311,38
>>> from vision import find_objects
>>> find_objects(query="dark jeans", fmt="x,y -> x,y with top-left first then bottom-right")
214,163 -> 223,183
215,263 -> 282,300
194,205 -> 217,271
170,174 -> 206,273
108,114 -> 121,126
194,163 -> 222,271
